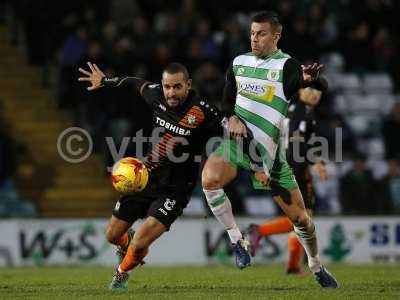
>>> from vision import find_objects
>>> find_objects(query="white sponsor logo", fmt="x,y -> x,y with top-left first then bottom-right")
148,84 -> 160,89
103,77 -> 119,83
114,201 -> 120,211
158,208 -> 168,215
164,198 -> 176,211
159,104 -> 167,111
156,117 -> 191,136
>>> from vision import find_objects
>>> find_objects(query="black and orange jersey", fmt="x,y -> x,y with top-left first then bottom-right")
285,101 -> 316,181
102,76 -> 223,199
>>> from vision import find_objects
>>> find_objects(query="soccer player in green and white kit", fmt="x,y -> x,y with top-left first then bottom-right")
202,11 -> 338,288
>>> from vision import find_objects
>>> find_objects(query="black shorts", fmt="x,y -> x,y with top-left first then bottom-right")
112,193 -> 189,230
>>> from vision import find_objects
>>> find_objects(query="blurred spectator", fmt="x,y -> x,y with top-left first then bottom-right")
0,105 -> 16,189
194,19 -> 219,61
315,111 -> 357,158
185,38 -> 207,72
77,40 -> 109,141
281,16 -> 318,61
22,1 -> 49,65
130,16 -> 154,64
340,154 -> 378,214
378,159 -> 400,213
147,43 -> 173,81
109,36 -> 135,74
101,21 -> 119,65
382,102 -> 400,159
178,0 -> 201,36
193,63 -> 224,106
110,0 -> 140,27
57,25 -> 88,109
220,19 -> 248,67
371,27 -> 395,71
0,105 -> 37,217
343,21 -> 372,73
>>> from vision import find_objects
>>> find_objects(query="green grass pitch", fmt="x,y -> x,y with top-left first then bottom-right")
0,264 -> 399,300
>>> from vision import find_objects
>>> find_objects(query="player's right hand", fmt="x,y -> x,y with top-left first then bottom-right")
228,115 -> 248,138
78,62 -> 105,91
302,63 -> 323,82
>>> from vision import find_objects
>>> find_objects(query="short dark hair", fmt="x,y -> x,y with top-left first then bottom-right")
251,11 -> 282,33
163,63 -> 190,79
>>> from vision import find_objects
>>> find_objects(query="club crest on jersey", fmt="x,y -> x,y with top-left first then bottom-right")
187,114 -> 196,125
237,67 -> 245,75
267,69 -> 280,82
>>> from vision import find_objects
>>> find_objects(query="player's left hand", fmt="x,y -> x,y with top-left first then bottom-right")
302,63 -> 323,82
254,171 -> 269,186
311,161 -> 328,181
228,115 -> 248,138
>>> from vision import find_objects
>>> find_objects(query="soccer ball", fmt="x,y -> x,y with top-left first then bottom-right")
111,157 -> 149,194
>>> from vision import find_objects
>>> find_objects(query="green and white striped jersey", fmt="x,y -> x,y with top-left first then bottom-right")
232,49 -> 293,176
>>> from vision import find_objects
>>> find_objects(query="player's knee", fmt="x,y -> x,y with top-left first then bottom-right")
131,237 -> 149,254
105,227 -> 121,245
291,212 -> 311,228
202,168 -> 224,190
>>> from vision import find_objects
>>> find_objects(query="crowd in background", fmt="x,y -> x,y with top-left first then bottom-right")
1,0 -> 400,215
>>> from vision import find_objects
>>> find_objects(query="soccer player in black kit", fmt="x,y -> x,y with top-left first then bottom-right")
78,62 -> 223,290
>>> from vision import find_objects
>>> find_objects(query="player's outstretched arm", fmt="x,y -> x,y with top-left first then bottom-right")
78,61 -> 149,95
78,62 -> 105,91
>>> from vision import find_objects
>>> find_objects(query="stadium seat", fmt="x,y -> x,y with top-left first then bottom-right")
333,94 -> 348,114
337,73 -> 362,94
367,94 -> 396,115
321,52 -> 345,73
367,159 -> 389,180
336,160 -> 353,177
345,94 -> 368,113
367,138 -> 385,159
363,73 -> 393,94
359,95 -> 381,112
324,72 -> 343,91
345,114 -> 378,136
